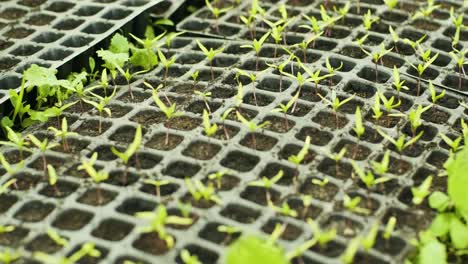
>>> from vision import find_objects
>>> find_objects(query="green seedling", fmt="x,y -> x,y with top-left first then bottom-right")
0,250 -> 20,264
371,150 -> 391,175
326,147 -> 346,177
333,1 -> 350,20
34,242 -> 100,264
269,201 -> 298,218
26,101 -> 76,128
0,225 -> 14,234
195,90 -> 212,113
0,179 -> 18,194
302,64 -> 334,95
318,90 -> 355,128
383,216 -> 397,240
319,5 -> 341,36
236,111 -> 270,149
144,179 -> 170,199
353,106 -> 365,159
392,66 -> 408,98
378,129 -> 424,156
343,194 -> 370,215
208,170 -> 230,189
384,0 -> 398,9
153,91 -> 184,145
129,28 -> 165,71
371,95 -> 384,130
241,32 -> 270,72
352,161 -> 390,189
48,117 -> 77,152
1,75 -> 28,128
362,222 -> 379,253
307,218 -> 337,248
412,0 -> 439,20
239,0 -> 264,40
362,44 -> 393,82
191,70 -> 199,89
217,225 -> 242,245
220,108 -> 234,140
164,31 -> 185,53
300,14 -> 322,38
205,0 -> 232,32
226,234 -> 288,264
288,136 -> 311,166
185,178 -> 221,204
136,205 -> 193,250
158,49 -> 176,87
234,82 -> 243,108
379,92 -> 401,127
249,170 -> 283,203
196,40 -> 224,81
181,249 -> 202,264
28,134 -> 59,176
47,165 -> 61,196
312,177 -> 329,187
389,26 -> 400,52
263,18 -> 293,57
272,92 -> 299,130
325,57 -> 343,87
46,229 -> 68,247
64,71 -> 95,111
300,195 -> 313,219
450,9 -> 464,47
412,175 -> 433,205
293,32 -> 323,63
362,9 -> 379,31
439,133 -> 462,153
203,109 -> 218,138
0,126 -> 30,159
78,153 -> 109,205
449,49 -> 468,91
407,104 -> 431,137
111,124 -> 142,184
429,81 -> 446,110
407,52 -> 439,96
280,71 -> 307,113
354,33 -> 369,49
83,94 -> 112,135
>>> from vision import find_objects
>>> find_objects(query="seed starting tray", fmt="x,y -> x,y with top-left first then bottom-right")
1,0 -> 468,263
150,0 -> 186,20
0,0 -> 164,104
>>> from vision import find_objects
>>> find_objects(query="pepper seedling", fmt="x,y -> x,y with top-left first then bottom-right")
111,124 -> 142,184
185,178 -> 222,205
449,48 -> 468,91
439,133 -> 462,153
302,64 -> 334,95
34,242 -> 100,264
195,90 -> 213,113
208,170 -> 230,189
0,126 -> 30,159
371,150 -> 390,175
241,31 -> 270,72
272,92 -> 299,130
205,0 -> 232,32
389,26 -> 400,52
292,32 -> 323,64
326,147 -> 346,177
47,117 -> 77,152
153,91 -> 184,145
412,175 -> 433,205
128,28 -> 165,71
78,153 -> 109,205
392,66 -> 408,99
164,31 -> 185,53
220,108 -> 234,140
0,179 -> 18,194
300,195 -> 313,219
361,222 -> 379,252
378,129 -> 424,159
46,164 -> 61,196
46,228 -> 68,247
157,49 -> 176,87
361,44 -> 393,82
406,52 -> 439,96
319,5 -> 341,37
181,249 -> 202,264
412,0 -> 439,20
428,81 -> 446,110
343,194 -> 370,215
351,161 -> 390,189
307,218 -> 337,248
203,109 -> 218,138
318,90 -> 355,128
406,104 -> 431,137
191,70 -> 199,89
249,170 -> 283,203
383,216 -> 397,240
196,40 -> 224,82
263,18 -> 293,58
280,71 -> 307,113
236,111 -> 270,149
362,9 -> 379,31
239,0 -> 264,40
312,177 -> 329,187
28,134 -> 59,177
288,136 -> 311,166
217,225 -> 242,245
83,94 -> 113,135
353,106 -> 365,159
325,57 -> 343,87
144,179 -> 170,199
269,201 -> 298,218
0,225 -> 14,234
379,92 -> 401,127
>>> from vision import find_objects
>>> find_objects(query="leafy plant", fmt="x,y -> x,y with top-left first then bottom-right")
307,218 -> 337,248
280,71 -> 307,113
241,32 -> 270,72
263,18 -> 293,58
362,9 -> 379,31
48,117 -> 77,152
272,92 -> 299,130
362,44 -> 393,82
383,216 -> 397,240
191,70 -> 199,89
343,194 -> 370,215
158,49 -> 176,87
379,92 -> 401,127
449,49 -> 468,91
0,179 -> 18,194
249,170 -> 283,203
318,90 -> 355,128
136,205 -> 193,249
217,225 -> 242,245
196,40 -> 224,81
412,0 -> 439,20
293,32 -> 323,63
78,152 -> 109,205
378,129 -> 424,155
439,133 -> 463,153
208,170 -> 230,189
392,66 -> 408,98
46,165 -> 61,196
129,28 -> 165,70
0,126 -> 30,159
351,161 -> 390,189
205,0 -> 232,32
203,109 -> 218,138
226,235 -> 288,264
144,179 -> 170,199
220,108 -> 234,140
83,88 -> 114,134
185,178 -> 221,204
28,134 -> 59,176
326,147 -> 346,177
269,201 -> 298,218
352,106 -> 365,159
407,104 -> 431,137
325,57 -> 343,87
111,124 -> 142,184
412,175 -> 433,205
407,52 -> 439,96
428,81 -> 446,111
236,111 -> 270,149
389,26 -> 400,52
153,91 -> 184,145
239,0 -> 264,40
302,62 -> 334,95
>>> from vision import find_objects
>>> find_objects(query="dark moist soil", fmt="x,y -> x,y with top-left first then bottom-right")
317,158 -> 353,180
14,201 -> 54,222
239,133 -> 278,151
39,181 -> 78,198
52,137 -> 90,154
241,186 -> 281,206
220,151 -> 259,172
199,222 -> 241,245
0,195 -> 18,213
163,161 -> 201,178
262,219 -> 302,241
261,163 -> 298,186
181,194 -> 216,209
26,233 -> 65,253
262,116 -> 294,133
0,226 -> 29,247
105,170 -> 139,186
299,178 -> 339,202
204,174 -> 240,191
140,182 -> 179,197
165,116 -> 201,131
91,218 -> 133,241
75,119 -> 112,136
287,198 -> 322,220
9,174 -> 40,190
19,0 -> 47,7
145,133 -> 184,151
4,27 -> 35,39
182,141 -> 221,160
279,144 -> 315,164
333,140 -> 371,161
208,124 -> 239,140
77,188 -> 117,206
53,209 -> 94,230
312,111 -> 348,129
296,127 -> 333,146
322,214 -> 363,238
220,204 -> 260,224
309,240 -> 345,257
116,198 -> 156,216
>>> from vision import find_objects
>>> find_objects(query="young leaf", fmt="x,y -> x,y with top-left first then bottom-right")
288,136 -> 310,165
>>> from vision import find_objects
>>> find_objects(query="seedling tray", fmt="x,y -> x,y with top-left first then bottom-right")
0,0 -> 164,105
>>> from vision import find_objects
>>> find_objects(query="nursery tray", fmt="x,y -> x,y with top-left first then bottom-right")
150,0 -> 187,20
0,0 -> 165,105
1,0 -> 468,263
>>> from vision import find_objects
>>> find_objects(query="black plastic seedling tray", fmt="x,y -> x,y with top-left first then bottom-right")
0,0 -> 165,105
1,0 -> 468,263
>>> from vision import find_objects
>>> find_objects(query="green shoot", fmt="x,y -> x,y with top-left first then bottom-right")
354,33 -> 369,48
326,147 -> 346,177
144,179 -> 170,199
312,177 -> 329,187
236,111 -> 270,149
379,92 -> 401,127
353,106 -> 365,139
205,0 -> 232,32
300,195 -> 313,218
263,18 -> 293,58
181,249 -> 202,264
269,202 -> 298,218
28,134 -> 59,176
208,170 -> 230,189
362,9 -> 379,31
46,228 -> 68,247
203,109 -> 218,138
111,124 -> 142,183
157,49 -> 176,87
272,92 -> 299,130
196,40 -> 224,81
407,52 -> 439,96
292,32 -> 323,63
241,32 -> 270,72
318,90 -> 355,128
407,104 -> 431,137
165,31 -> 185,53
185,178 -> 221,204
351,161 -> 390,189
343,194 -> 370,215
392,66 -> 408,98
194,90 -> 212,113
362,44 -> 393,82
412,176 -> 433,205
302,62 -> 334,95
428,81 -> 446,109
153,91 -> 184,145
378,129 -> 424,154
83,96 -> 112,135
0,225 -> 14,234
136,205 -> 193,250
0,179 -> 18,194
412,1 -> 439,20
220,108 -> 234,140
78,152 -> 109,205
288,136 -> 311,166
383,217 -> 397,240
34,242 -> 100,264
439,133 -> 462,152
384,0 -> 398,9
191,70 -> 199,89
0,126 -> 30,159
371,150 -> 390,175
226,234 -> 288,264
371,95 -> 383,127
449,48 -> 468,90
361,223 -> 379,252
325,57 -> 343,87
0,250 -> 20,264
48,117 -> 77,152
389,26 -> 399,52
319,5 -> 341,36
307,218 -> 337,248
129,28 -> 165,71
249,170 -> 283,203
217,225 -> 241,245
280,71 -> 307,113
47,164 -> 60,196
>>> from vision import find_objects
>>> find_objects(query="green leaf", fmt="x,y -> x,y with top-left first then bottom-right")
109,33 -> 129,54
226,235 -> 289,264
447,146 -> 468,221
419,239 -> 447,264
130,48 -> 158,70
450,216 -> 468,249
428,191 -> 450,212
429,213 -> 451,237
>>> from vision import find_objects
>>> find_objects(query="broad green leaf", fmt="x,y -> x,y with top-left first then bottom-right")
447,146 -> 468,221
226,235 -> 289,264
428,191 -> 450,212
450,217 -> 468,249
429,213 -> 451,237
109,33 -> 129,54
418,239 -> 446,264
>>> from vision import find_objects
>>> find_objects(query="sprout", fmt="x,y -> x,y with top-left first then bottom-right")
0,249 -> 20,264
325,57 -> 343,87
0,126 -> 30,160
362,9 -> 379,31
203,109 -> 218,138
78,153 -> 109,205
196,40 -> 224,82
307,218 -> 336,248
318,90 -> 355,128
392,66 -> 408,99
236,111 -> 270,149
47,165 -> 61,196
449,49 -> 468,90
343,194 -> 370,215
407,104 -> 431,137
217,225 -> 241,245
362,44 -> 393,82
241,32 -> 270,72
144,179 -> 170,199
406,52 -> 439,96
428,81 -> 446,110
384,0 -> 398,9
439,133 -> 462,153
249,170 -> 283,203
111,124 -> 142,184
292,32 -> 323,63
371,150 -> 390,175
269,202 -> 298,218
195,90 -> 212,113
351,161 -> 390,189
288,136 -> 310,166
361,222 -> 379,252
205,0 -> 232,32
48,117 -> 78,152
383,217 -> 397,240
185,178 -> 221,204
208,170 -> 230,189
181,249 -> 202,264
353,106 -> 365,159
326,147 -> 346,177
272,92 -> 299,130
28,134 -> 59,177
412,175 -> 433,205
157,49 -> 176,87
153,91 -> 184,145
